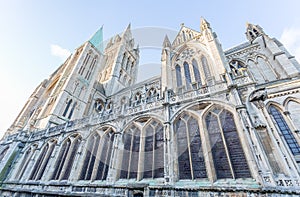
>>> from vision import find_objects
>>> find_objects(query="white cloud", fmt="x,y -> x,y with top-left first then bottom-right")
280,27 -> 300,62
50,44 -> 71,60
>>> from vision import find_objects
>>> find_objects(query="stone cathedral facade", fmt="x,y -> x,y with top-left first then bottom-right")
0,18 -> 300,196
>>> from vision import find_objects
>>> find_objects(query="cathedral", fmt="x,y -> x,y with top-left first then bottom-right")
0,18 -> 300,196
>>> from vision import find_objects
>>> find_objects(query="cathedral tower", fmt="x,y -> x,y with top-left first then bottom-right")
100,24 -> 140,96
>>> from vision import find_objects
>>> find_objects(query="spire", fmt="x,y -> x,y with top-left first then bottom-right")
123,23 -> 132,37
163,35 -> 171,48
245,23 -> 265,42
200,17 -> 211,31
89,26 -> 104,52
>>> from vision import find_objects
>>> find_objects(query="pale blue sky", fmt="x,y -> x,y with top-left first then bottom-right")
1,0 -> 300,136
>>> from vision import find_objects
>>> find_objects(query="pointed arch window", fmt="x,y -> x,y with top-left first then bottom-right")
143,120 -> 164,179
192,59 -> 201,83
15,146 -> 37,180
78,53 -> 91,75
269,105 -> 300,155
184,62 -> 191,88
120,125 -> 140,179
201,56 -> 211,79
63,99 -> 72,117
175,64 -> 182,87
174,113 -> 207,180
205,108 -> 251,179
29,141 -> 56,180
52,135 -> 81,180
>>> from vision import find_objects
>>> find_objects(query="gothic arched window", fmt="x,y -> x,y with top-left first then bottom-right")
52,135 -> 81,180
80,133 -> 100,180
15,145 -> 37,180
184,62 -> 191,88
269,105 -> 300,155
146,88 -> 158,103
201,56 -> 211,79
174,113 -> 207,180
78,53 -> 91,75
133,92 -> 142,106
29,140 -> 56,180
205,108 -> 251,179
192,59 -> 201,83
95,131 -> 115,180
63,99 -> 72,117
175,64 -> 182,87
143,120 -> 164,179
120,125 -> 140,179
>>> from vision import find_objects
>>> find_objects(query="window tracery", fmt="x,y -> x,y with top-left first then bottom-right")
80,128 -> 115,181
29,140 -> 57,180
205,108 -> 251,179
52,134 -> 82,180
174,113 -> 207,180
120,119 -> 164,180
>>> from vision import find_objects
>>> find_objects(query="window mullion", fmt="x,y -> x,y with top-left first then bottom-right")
217,115 -> 235,179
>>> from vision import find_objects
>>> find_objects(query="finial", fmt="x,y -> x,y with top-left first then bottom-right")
180,23 -> 185,27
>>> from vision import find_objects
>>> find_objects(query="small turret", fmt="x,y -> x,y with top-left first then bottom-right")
246,23 -> 265,42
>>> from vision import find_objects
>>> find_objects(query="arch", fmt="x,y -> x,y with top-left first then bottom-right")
174,112 -> 207,180
143,119 -> 164,179
119,117 -> 165,180
120,124 -> 141,179
52,134 -> 82,180
29,139 -> 57,180
80,127 -> 115,181
205,107 -> 251,179
15,144 -> 38,180
175,64 -> 182,87
146,88 -> 158,103
285,98 -> 300,131
268,105 -> 300,155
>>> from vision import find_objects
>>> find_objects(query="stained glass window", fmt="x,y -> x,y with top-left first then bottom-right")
174,113 -> 207,180
192,59 -> 201,83
184,62 -> 191,88
269,105 -> 300,155
175,64 -> 182,87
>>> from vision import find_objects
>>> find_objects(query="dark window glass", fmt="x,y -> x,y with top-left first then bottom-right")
269,106 -> 300,155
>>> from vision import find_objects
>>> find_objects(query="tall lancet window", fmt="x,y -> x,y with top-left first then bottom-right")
205,108 -> 251,179
80,129 -> 115,181
201,56 -> 211,79
192,59 -> 201,84
52,135 -> 81,180
63,99 -> 72,117
29,140 -> 56,180
184,62 -> 191,88
269,105 -> 300,155
120,125 -> 140,179
143,120 -> 164,179
174,113 -> 207,180
175,64 -> 182,87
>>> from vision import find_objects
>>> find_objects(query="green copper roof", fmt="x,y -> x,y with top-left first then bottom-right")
89,26 -> 103,52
